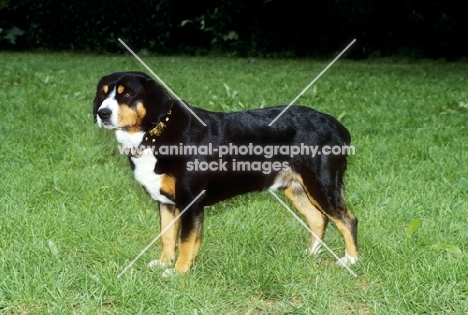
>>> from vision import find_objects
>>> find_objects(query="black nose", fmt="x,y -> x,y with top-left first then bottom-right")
98,108 -> 112,120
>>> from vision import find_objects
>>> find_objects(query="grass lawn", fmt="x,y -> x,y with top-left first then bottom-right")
0,52 -> 467,314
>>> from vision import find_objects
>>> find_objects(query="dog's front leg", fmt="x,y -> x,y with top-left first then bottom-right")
174,205 -> 204,274
151,203 -> 180,267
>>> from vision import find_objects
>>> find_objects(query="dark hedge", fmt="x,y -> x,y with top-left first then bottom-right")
1,0 -> 467,58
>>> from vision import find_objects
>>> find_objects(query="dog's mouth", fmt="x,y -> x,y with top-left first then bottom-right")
100,122 -> 113,129
96,118 -> 117,130
98,120 -> 131,132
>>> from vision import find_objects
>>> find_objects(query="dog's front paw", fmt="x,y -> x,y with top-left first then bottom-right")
148,259 -> 170,269
162,268 -> 176,278
336,252 -> 358,267
174,260 -> 192,274
148,260 -> 177,277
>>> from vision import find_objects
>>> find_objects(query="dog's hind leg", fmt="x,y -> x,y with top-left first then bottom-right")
284,181 -> 329,255
332,206 -> 358,267
297,164 -> 358,266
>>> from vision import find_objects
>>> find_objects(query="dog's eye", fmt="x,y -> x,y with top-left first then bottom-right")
123,92 -> 132,98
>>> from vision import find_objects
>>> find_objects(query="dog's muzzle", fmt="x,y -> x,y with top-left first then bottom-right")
97,108 -> 112,120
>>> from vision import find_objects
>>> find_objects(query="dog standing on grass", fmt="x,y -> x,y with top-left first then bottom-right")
93,71 -> 358,274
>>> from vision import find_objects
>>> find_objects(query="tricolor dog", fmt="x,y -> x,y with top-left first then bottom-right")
93,71 -> 358,274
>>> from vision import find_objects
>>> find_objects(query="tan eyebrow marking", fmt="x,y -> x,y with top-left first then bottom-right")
102,85 -> 109,93
117,85 -> 125,94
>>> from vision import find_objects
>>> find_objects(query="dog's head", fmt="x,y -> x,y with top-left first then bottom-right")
93,71 -> 173,132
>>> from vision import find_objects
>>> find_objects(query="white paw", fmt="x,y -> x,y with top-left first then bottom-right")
336,252 -> 358,267
148,260 -> 168,269
306,239 -> 323,256
148,260 -> 176,277
162,268 -> 175,278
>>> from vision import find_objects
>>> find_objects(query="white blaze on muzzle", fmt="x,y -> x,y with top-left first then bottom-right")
97,87 -> 119,129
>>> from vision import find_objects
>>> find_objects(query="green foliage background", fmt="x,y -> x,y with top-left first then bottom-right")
1,1 -> 467,56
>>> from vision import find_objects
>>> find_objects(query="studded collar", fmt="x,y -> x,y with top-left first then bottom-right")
144,110 -> 172,144
128,110 -> 172,158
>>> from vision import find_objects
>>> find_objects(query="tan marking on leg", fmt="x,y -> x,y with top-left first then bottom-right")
284,181 -> 328,248
102,85 -> 109,94
159,204 -> 180,265
333,213 -> 358,258
192,228 -> 203,259
293,174 -> 323,210
294,174 -> 358,260
160,174 -> 176,200
174,221 -> 203,274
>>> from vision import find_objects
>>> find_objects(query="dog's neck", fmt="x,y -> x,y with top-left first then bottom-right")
114,110 -> 172,156
115,129 -> 145,148
144,110 -> 172,143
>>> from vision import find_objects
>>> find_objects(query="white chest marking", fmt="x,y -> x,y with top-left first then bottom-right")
115,130 -> 145,147
115,130 -> 174,205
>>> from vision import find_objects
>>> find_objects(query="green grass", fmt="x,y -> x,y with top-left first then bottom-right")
1,52 -> 467,314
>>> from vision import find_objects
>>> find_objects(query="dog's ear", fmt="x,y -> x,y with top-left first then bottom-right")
142,77 -> 174,124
